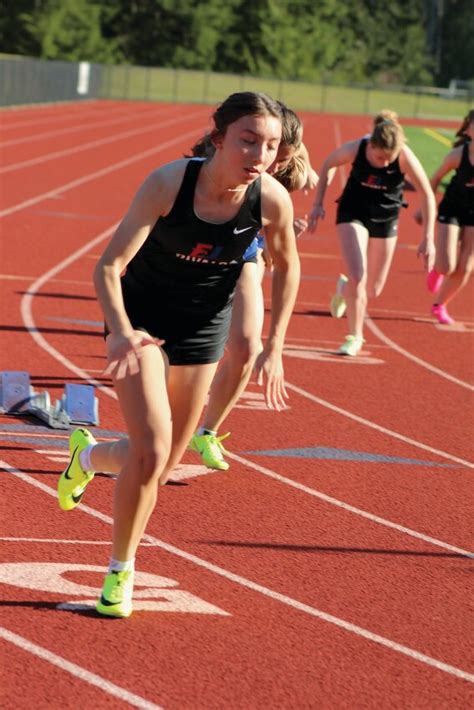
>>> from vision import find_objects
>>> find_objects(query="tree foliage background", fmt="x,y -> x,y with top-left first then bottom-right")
1,0 -> 472,86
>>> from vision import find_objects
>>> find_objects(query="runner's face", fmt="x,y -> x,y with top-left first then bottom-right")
267,144 -> 297,175
216,114 -> 281,183
367,143 -> 398,168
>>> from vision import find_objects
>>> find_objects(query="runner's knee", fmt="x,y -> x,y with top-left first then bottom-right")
129,439 -> 170,484
348,272 -> 367,291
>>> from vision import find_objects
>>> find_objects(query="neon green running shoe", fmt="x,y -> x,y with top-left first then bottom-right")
338,335 -> 365,357
330,274 -> 348,318
96,570 -> 134,618
57,427 -> 97,511
189,432 -> 230,471
330,294 -> 347,318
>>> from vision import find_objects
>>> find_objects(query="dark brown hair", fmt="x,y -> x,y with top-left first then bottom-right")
453,109 -> 474,147
190,92 -> 283,157
370,110 -> 405,153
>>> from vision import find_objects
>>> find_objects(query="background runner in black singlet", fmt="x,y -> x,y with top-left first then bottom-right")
308,110 -> 436,357
422,110 -> 474,325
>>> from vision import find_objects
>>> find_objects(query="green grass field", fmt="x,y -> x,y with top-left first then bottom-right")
404,125 -> 455,188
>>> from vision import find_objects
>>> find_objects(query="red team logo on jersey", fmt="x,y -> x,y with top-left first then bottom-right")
189,243 -> 214,259
362,174 -> 385,189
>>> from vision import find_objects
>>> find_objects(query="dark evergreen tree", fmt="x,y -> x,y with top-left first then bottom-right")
2,0 -> 471,87
438,0 -> 474,84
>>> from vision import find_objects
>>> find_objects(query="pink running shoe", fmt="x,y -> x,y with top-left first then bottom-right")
427,269 -> 444,294
432,304 -> 455,325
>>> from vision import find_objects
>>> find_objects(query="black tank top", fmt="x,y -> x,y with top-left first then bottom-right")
441,141 -> 474,209
338,138 -> 405,220
122,158 -> 262,315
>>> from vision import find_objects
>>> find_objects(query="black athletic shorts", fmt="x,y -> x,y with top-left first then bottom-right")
437,203 -> 474,227
336,211 -> 398,238
104,292 -> 233,366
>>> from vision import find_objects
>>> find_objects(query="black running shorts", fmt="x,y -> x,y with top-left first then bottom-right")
336,211 -> 398,238
437,203 -> 474,228
105,296 -> 233,366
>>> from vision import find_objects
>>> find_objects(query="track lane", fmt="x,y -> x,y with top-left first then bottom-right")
1,467 -> 472,710
1,102 -> 472,709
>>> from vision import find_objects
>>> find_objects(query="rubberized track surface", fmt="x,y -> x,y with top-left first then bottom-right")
1,101 -> 473,709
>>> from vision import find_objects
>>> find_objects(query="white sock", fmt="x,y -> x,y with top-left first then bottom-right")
197,426 -> 217,437
336,273 -> 348,295
108,558 -> 135,573
79,444 -> 95,472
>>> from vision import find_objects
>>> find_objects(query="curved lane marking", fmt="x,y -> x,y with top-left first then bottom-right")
366,316 -> 474,391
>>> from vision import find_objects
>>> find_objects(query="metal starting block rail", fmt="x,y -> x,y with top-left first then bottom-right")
0,372 -> 99,429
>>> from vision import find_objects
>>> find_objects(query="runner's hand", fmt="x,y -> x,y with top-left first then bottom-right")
417,238 -> 436,272
254,348 -> 289,411
294,216 -> 308,238
104,333 -> 164,379
308,204 -> 325,233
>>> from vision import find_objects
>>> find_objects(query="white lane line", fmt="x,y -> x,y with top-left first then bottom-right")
0,105 -> 170,148
0,274 -> 93,285
0,118 -> 205,218
366,316 -> 474,391
0,103 -> 119,131
21,224 -> 119,397
0,537 -> 155,546
2,460 -> 473,684
0,627 -> 162,710
0,108 -> 201,174
285,381 -> 473,469
35,450 -> 67,455
225,453 -> 473,558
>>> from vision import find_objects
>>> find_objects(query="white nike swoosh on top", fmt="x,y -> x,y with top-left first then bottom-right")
233,226 -> 253,235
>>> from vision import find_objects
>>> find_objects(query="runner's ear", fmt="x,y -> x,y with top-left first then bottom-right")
211,129 -> 224,150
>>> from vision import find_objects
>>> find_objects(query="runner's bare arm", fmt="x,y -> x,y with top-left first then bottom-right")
400,146 -> 436,270
429,147 -> 462,193
308,139 -> 360,231
94,160 -> 188,338
257,176 -> 300,409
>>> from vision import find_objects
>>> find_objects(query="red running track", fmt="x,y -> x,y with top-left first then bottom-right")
0,100 -> 473,709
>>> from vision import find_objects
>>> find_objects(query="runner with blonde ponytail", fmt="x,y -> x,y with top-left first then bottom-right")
308,110 -> 436,356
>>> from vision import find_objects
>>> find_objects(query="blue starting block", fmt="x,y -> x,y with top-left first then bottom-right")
0,372 -> 99,429
61,383 -> 99,426
0,371 -> 32,413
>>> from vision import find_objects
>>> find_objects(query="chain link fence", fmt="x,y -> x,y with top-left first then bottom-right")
1,55 -> 472,120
